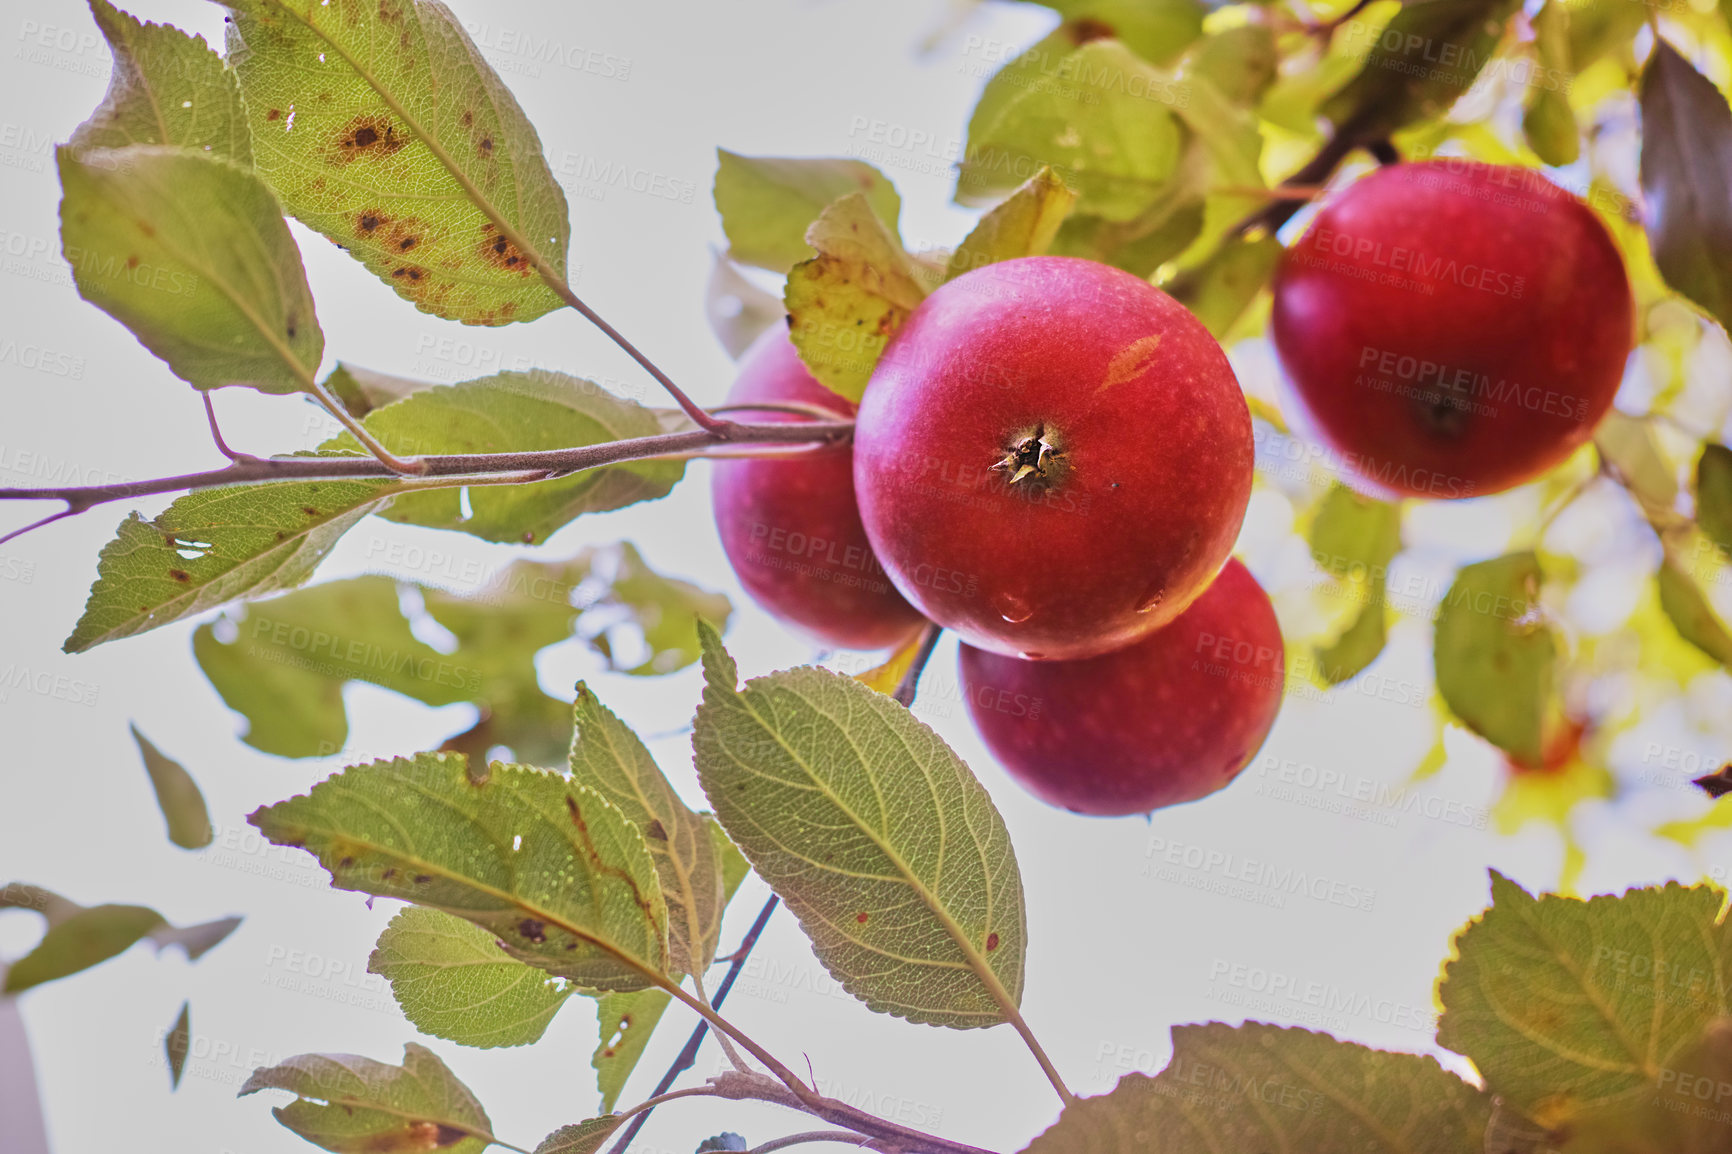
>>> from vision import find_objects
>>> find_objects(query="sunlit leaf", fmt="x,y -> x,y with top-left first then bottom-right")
946,167 -> 1076,281
250,752 -> 670,989
1438,873 -> 1732,1133
713,151 -> 902,273
58,145 -> 321,394
598,543 -> 733,676
534,1117 -> 623,1154
1309,484 -> 1401,683
692,624 -> 1025,1028
63,471 -> 407,655
1658,559 -> 1732,668
369,907 -> 573,1049
590,988 -> 671,1114
1022,1022 -> 1490,1152
569,684 -> 722,973
223,0 -> 571,325
321,373 -> 683,546
1639,40 -> 1732,333
1040,0 -> 1204,66
1183,25 -> 1277,107
1699,444 -> 1732,560
165,1002 -> 190,1090
242,1043 -> 497,1154
784,193 -> 927,403
1434,553 -> 1557,765
959,40 -> 1185,221
129,724 -> 213,849
73,0 -> 250,161
1596,411 -> 1678,519
1523,2 -> 1578,166
1322,0 -> 1523,138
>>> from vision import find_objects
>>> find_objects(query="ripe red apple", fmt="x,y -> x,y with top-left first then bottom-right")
1271,160 -> 1633,499
958,558 -> 1284,815
711,324 -> 926,650
852,256 -> 1254,660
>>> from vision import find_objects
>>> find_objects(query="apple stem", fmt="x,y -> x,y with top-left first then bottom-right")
893,624 -> 943,708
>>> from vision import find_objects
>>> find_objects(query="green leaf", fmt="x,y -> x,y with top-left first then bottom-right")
193,549 -> 727,763
130,723 -> 213,849
534,1117 -> 624,1154
1433,552 -> 1557,765
1022,1022 -> 1490,1153
65,475 -> 403,654
369,907 -> 573,1049
322,374 -> 683,545
73,0 -> 250,161
323,362 -> 441,419
1596,411 -> 1678,519
959,40 -> 1185,221
1049,199 -> 1204,278
1322,0 -> 1523,139
1658,558 -> 1732,668
569,684 -> 723,973
241,1043 -> 497,1154
1164,233 -> 1280,339
223,0 -> 570,325
250,752 -> 670,990
1565,0 -> 1650,71
692,624 -> 1026,1028
713,151 -> 902,273
706,252 -> 783,358
1041,0 -> 1204,66
150,915 -> 243,961
58,145 -> 321,394
1182,25 -> 1277,107
1438,872 -> 1732,1129
165,1002 -> 190,1090
1,903 -> 163,994
709,817 -> 752,902
946,167 -> 1076,281
784,193 -> 928,403
590,988 -> 671,1114
1698,444 -> 1732,560
599,542 -> 733,675
1308,486 -> 1401,683
1640,41 -> 1732,334
1522,2 -> 1579,167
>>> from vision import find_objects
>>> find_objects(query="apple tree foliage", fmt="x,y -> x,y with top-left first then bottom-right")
5,0 -> 1732,1149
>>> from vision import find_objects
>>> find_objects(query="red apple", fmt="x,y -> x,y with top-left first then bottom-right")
852,256 -> 1254,660
1271,160 -> 1633,499
711,324 -> 926,649
958,559 -> 1284,815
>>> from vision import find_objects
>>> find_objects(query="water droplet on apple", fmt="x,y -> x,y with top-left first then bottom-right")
995,593 -> 1032,624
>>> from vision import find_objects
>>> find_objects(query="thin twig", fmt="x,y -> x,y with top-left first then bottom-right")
692,970 -> 752,1075
0,419 -> 853,520
308,374 -> 428,474
0,507 -> 81,547
892,624 -> 943,708
747,1132 -> 873,1153
607,896 -> 780,1154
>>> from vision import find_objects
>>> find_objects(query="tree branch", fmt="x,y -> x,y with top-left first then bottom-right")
0,419 -> 854,534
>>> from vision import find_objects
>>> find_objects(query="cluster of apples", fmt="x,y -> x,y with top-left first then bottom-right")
711,161 -> 1633,817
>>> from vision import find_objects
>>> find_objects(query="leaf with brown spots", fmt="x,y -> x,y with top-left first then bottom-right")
72,0 -> 251,162
589,988 -> 671,1113
369,907 -> 574,1049
64,472 -> 410,653
223,0 -> 570,325
1439,873 -> 1732,1144
250,752 -> 669,990
693,624 -> 1026,1029
784,193 -> 928,404
241,1043 -> 499,1154
58,145 -> 324,394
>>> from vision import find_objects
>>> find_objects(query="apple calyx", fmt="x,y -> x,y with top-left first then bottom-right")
991,423 -> 1066,490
